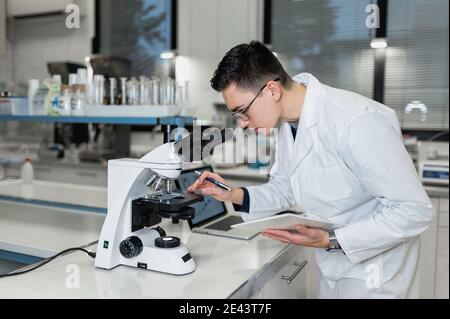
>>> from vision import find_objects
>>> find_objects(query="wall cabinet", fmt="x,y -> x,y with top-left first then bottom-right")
0,0 -> 6,56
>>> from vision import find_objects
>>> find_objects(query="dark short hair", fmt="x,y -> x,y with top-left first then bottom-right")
210,41 -> 292,93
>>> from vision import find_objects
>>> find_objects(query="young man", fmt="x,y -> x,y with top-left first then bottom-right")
188,41 -> 433,298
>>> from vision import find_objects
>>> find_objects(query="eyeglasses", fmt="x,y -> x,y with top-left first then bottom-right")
230,77 -> 280,121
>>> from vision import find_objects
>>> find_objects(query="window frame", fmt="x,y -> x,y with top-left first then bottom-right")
265,0 -> 449,135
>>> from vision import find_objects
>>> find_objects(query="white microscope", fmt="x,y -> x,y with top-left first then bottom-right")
95,141 -> 203,275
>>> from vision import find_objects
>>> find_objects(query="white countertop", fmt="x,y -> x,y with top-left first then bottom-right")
0,180 -> 291,298
0,200 -> 105,258
0,179 -> 107,209
0,209 -> 290,298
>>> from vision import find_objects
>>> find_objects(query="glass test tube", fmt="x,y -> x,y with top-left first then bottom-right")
109,78 -> 117,105
120,77 -> 127,105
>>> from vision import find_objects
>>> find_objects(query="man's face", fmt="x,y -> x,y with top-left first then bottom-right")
222,82 -> 281,135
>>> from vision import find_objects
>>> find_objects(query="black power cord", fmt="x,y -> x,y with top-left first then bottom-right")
0,247 -> 96,278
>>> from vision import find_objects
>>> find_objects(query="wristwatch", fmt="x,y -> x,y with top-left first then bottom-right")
326,230 -> 341,252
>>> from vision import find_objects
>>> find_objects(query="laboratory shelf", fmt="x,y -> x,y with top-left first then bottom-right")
0,115 -> 196,126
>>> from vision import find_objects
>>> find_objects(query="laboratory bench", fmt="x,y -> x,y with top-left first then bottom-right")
0,180 -> 316,299
0,176 -> 447,298
0,179 -> 106,211
0,221 -> 315,299
424,185 -> 449,198
0,200 -> 104,259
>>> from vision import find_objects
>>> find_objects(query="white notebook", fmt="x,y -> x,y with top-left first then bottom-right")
230,213 -> 345,233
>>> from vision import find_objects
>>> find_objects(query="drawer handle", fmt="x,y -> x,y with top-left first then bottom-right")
281,260 -> 308,285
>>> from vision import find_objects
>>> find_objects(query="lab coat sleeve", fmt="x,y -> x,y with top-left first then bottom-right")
242,146 -> 296,221
334,112 -> 434,264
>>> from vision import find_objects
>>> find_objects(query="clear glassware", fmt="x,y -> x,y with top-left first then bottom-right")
160,78 -> 174,105
59,86 -> 72,115
168,78 -> 175,105
120,77 -> 127,105
179,80 -> 189,108
139,76 -> 147,105
93,75 -> 105,105
127,78 -> 139,105
147,80 -> 154,105
159,79 -> 166,105
155,78 -> 161,105
109,78 -> 117,105
71,84 -> 87,116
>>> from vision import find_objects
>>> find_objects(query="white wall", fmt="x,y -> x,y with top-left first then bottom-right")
0,0 -> 94,87
0,0 -> 6,57
176,0 -> 264,121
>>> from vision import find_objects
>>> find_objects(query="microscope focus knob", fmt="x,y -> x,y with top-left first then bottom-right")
119,236 -> 143,258
152,226 -> 166,237
155,236 -> 181,249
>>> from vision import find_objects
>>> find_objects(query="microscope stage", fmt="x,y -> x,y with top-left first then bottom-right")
139,192 -> 203,212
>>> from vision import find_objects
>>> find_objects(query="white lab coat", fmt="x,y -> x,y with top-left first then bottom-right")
241,73 -> 433,299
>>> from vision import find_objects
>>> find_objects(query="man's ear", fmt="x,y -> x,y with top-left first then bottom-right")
268,81 -> 282,102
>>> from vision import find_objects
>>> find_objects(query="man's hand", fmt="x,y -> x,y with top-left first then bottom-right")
262,225 -> 330,248
187,171 -> 243,204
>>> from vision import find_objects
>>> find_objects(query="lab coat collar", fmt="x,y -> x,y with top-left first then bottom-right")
288,73 -> 325,173
289,126 -> 314,174
291,73 -> 324,129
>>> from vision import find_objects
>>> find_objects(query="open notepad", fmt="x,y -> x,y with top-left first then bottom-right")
230,212 -> 346,233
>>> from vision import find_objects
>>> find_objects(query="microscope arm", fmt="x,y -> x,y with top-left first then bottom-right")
138,142 -> 182,180
136,128 -> 233,186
